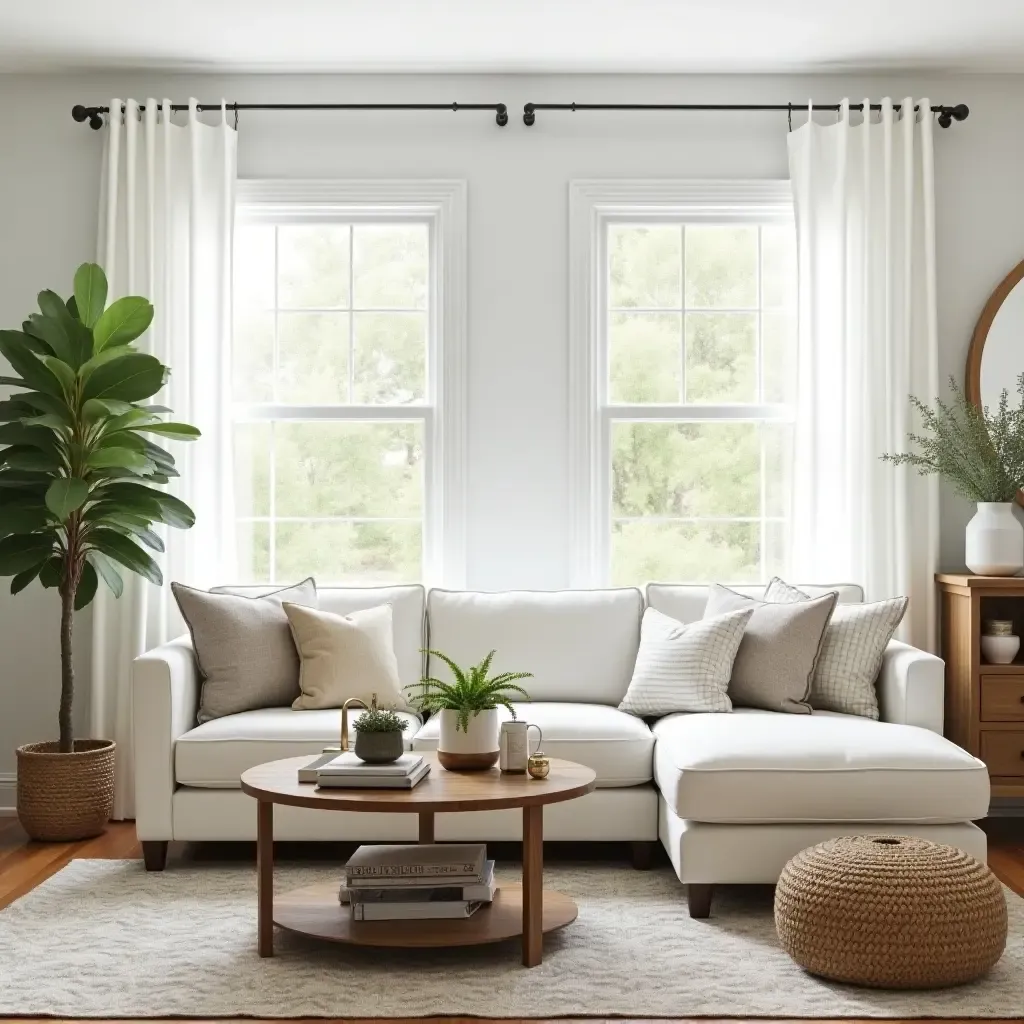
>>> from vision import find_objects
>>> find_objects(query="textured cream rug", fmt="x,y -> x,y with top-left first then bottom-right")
1,858 -> 1022,1018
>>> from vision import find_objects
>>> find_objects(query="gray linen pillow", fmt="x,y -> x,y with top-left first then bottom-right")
172,578 -> 318,723
763,577 -> 908,719
702,583 -> 838,714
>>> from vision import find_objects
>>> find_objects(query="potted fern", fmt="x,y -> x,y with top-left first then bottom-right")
408,650 -> 532,770
0,262 -> 199,840
883,375 -> 1024,576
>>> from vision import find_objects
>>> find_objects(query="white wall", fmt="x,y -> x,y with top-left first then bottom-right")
1,70 -> 1021,789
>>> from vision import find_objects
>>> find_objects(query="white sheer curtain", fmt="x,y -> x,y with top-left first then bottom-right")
787,98 -> 939,651
91,99 -> 237,818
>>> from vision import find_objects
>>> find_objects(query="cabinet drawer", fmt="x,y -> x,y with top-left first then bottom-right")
981,676 -> 1024,721
980,731 -> 1024,776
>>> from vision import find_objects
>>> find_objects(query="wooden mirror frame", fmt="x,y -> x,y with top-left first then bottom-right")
966,256 -> 1024,407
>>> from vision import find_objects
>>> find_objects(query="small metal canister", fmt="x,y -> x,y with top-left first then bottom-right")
527,752 -> 550,779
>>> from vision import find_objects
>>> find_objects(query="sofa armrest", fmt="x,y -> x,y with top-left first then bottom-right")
876,640 -> 945,734
132,635 -> 199,840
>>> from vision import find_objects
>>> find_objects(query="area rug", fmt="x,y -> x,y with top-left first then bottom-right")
1,859 -> 1022,1018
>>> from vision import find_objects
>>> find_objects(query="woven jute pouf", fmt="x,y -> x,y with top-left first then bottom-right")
775,835 -> 1007,989
16,739 -> 115,841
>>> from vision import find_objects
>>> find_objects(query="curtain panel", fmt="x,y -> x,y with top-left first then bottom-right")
787,98 -> 939,651
91,99 -> 237,818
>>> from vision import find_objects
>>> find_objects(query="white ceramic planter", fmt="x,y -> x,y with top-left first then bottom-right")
436,707 -> 500,771
965,502 -> 1024,576
981,634 -> 1021,665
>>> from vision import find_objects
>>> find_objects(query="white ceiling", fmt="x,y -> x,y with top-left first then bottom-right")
1,0 -> 1023,74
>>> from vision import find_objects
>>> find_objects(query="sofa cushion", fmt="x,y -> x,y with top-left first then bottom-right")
175,707 -> 422,787
647,582 -> 863,625
213,583 -> 425,694
652,709 -> 989,824
412,702 -> 654,787
426,589 -> 643,704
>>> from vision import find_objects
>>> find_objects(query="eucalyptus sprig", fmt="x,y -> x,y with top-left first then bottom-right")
407,649 -> 532,733
882,375 -> 1024,503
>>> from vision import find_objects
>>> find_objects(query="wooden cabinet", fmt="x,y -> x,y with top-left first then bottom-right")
936,573 -> 1024,798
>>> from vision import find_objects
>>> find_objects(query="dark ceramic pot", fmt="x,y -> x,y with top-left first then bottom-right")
354,730 -> 404,764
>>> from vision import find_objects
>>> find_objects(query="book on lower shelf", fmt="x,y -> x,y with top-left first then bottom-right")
339,860 -> 496,905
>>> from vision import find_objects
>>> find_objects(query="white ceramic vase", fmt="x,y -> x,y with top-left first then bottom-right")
436,707 -> 500,771
981,634 -> 1021,665
965,502 -> 1024,576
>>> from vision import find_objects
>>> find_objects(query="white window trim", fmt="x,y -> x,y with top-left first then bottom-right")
234,179 -> 467,587
568,179 -> 794,587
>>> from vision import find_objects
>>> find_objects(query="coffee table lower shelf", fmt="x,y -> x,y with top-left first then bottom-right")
275,883 -> 577,948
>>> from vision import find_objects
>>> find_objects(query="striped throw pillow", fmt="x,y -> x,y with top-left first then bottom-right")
619,606 -> 753,716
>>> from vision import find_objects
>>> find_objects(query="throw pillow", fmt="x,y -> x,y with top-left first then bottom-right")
619,606 -> 754,716
283,601 -> 409,711
703,583 -> 838,714
763,577 -> 908,719
172,578 -> 317,723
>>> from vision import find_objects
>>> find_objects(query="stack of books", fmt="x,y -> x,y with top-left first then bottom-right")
306,752 -> 430,789
340,843 -> 496,920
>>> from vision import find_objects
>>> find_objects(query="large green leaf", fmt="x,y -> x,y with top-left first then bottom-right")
13,391 -> 73,424
87,448 -> 156,475
38,555 -> 62,588
74,264 -> 108,329
93,297 -> 153,351
36,292 -> 91,367
0,400 -> 36,422
78,346 -> 142,381
0,533 -> 56,576
10,562 -> 43,594
135,421 -> 201,440
89,528 -> 162,585
45,478 -> 89,521
82,352 -> 165,403
23,315 -> 71,363
87,551 -> 123,598
0,446 -> 61,472
14,325 -> 51,357
0,332 -> 64,398
40,355 -> 76,396
94,481 -> 195,529
74,560 -> 99,610
0,422 -> 59,452
23,413 -> 69,433
0,505 -> 50,537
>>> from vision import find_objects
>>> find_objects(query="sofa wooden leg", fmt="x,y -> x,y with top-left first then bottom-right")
687,883 -> 713,918
142,841 -> 169,871
630,841 -> 655,870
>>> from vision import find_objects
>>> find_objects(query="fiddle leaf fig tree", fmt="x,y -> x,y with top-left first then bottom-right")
0,263 -> 200,753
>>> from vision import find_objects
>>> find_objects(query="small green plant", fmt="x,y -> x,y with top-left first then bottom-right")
352,707 -> 408,734
882,375 -> 1024,502
407,649 -> 532,733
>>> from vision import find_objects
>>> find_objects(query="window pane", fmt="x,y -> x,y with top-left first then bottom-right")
353,312 -> 426,404
278,225 -> 350,309
275,521 -> 421,584
761,223 -> 797,309
764,424 -> 794,519
611,520 -> 761,586
763,520 -> 790,580
274,422 -> 423,518
234,224 -> 275,312
608,226 -> 681,309
685,225 -> 758,309
609,312 -> 681,403
235,521 -> 271,583
612,422 -> 760,518
233,423 -> 271,518
685,313 -> 756,403
762,311 -> 797,404
353,224 -> 428,309
232,310 -> 274,402
276,312 -> 349,404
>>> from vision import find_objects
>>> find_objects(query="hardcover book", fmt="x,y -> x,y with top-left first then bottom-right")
316,762 -> 430,790
317,753 -> 424,777
339,861 -> 496,904
345,842 -> 486,881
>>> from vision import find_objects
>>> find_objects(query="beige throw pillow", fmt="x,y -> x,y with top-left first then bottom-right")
703,583 -> 838,714
283,602 -> 408,711
172,578 -> 318,723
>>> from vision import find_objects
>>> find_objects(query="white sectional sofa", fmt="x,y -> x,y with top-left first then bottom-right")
133,582 -> 991,916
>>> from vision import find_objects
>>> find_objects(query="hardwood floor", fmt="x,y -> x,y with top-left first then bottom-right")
1,815 -> 1022,1023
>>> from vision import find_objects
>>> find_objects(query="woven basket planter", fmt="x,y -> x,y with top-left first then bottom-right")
775,835 -> 1007,989
16,739 -> 115,841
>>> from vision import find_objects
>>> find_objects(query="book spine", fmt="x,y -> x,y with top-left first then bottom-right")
347,862 -> 478,878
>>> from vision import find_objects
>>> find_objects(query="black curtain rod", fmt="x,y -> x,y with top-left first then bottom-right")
71,102 -> 509,128
523,101 -> 970,128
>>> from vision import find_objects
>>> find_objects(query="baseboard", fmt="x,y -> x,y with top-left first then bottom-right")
987,798 -> 1024,818
0,773 -> 15,816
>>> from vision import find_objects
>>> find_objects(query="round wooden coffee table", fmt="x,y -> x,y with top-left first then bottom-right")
240,753 -> 597,966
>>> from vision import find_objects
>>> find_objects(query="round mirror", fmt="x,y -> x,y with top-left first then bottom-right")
967,258 -> 1024,410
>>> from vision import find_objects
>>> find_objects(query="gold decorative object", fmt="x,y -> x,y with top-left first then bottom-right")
527,752 -> 550,779
984,619 -> 1015,636
323,693 -> 376,754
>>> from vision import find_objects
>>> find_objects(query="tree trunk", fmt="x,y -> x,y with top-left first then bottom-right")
58,581 -> 75,754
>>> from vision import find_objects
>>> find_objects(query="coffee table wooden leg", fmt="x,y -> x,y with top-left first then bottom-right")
418,811 -> 435,844
257,799 -> 274,957
522,803 -> 543,967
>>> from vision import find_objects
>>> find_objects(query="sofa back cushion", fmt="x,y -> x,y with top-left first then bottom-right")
647,582 -> 863,625
426,588 -> 643,705
214,583 -> 425,696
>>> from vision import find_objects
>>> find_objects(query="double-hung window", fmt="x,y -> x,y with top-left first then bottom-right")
569,181 -> 797,587
231,182 -> 466,586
